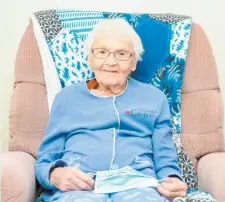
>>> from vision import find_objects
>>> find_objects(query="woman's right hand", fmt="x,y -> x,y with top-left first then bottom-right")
49,167 -> 95,192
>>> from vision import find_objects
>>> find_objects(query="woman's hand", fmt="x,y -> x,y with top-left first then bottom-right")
49,167 -> 95,192
157,177 -> 187,200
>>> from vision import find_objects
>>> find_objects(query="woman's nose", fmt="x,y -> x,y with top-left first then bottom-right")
105,52 -> 117,65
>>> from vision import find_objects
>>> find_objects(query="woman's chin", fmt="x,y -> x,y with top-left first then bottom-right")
101,81 -> 120,86
96,77 -> 121,86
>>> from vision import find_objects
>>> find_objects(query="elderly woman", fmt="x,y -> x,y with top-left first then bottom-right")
35,19 -> 187,202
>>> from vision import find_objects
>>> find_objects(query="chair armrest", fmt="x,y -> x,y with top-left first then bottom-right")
197,152 -> 225,202
1,151 -> 36,202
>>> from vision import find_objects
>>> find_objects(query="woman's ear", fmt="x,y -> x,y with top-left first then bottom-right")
131,57 -> 137,71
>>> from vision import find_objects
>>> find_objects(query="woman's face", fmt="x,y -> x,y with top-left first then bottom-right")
87,34 -> 137,87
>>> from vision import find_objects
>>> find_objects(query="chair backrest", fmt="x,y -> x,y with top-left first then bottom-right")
181,23 -> 224,167
9,21 -> 224,166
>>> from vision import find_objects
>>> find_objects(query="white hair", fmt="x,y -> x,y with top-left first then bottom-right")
84,18 -> 144,61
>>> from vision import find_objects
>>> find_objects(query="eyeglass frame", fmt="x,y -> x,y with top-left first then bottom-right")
91,48 -> 134,61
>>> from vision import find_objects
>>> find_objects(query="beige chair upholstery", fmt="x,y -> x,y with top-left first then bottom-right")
1,21 -> 224,202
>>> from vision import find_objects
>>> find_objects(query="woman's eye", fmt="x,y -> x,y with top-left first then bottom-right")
119,52 -> 126,55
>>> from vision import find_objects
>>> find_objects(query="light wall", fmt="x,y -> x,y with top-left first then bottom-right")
0,0 -> 224,152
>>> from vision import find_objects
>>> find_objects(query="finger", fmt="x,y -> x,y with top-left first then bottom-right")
157,185 -> 173,198
67,184 -> 80,191
161,180 -> 186,192
75,169 -> 95,188
59,182 -> 79,192
161,182 -> 179,192
67,172 -> 92,191
73,177 -> 93,191
164,177 -> 175,183
87,173 -> 94,179
157,185 -> 186,198
66,183 -> 80,191
175,190 -> 187,197
87,174 -> 95,189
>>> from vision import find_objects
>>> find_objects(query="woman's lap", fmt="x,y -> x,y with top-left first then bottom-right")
52,188 -> 170,202
111,187 -> 170,202
52,191 -> 109,202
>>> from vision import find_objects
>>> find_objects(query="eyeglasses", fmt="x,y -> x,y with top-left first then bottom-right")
91,48 -> 133,61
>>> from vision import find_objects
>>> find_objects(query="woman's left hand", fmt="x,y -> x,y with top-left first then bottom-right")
157,177 -> 187,200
